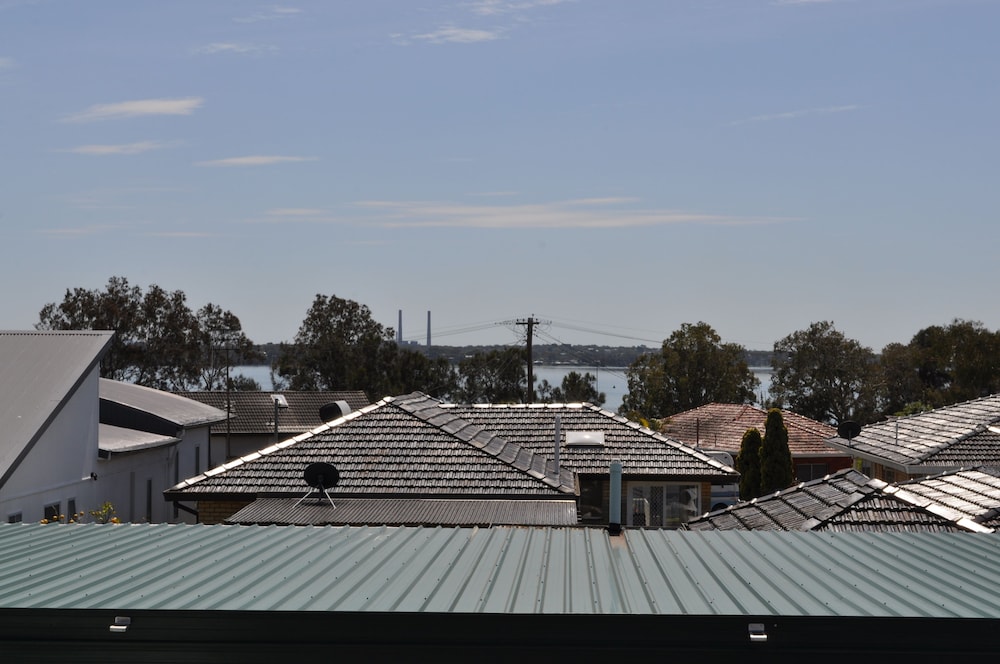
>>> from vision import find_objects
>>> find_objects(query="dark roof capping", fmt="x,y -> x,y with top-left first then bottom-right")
827,394 -> 1000,473
166,392 -> 577,500
445,401 -> 737,479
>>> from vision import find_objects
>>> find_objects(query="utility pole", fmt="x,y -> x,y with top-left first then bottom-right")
515,316 -> 544,402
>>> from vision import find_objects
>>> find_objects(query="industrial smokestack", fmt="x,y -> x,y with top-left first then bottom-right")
397,310 -> 402,344
426,311 -> 431,347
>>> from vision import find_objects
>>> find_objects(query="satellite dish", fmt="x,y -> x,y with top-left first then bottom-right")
319,400 -> 352,422
837,420 -> 862,441
296,462 -> 339,508
303,462 -> 339,489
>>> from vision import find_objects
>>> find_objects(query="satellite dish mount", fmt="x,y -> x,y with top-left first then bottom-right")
295,462 -> 339,509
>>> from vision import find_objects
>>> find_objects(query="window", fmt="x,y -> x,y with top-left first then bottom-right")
43,503 -> 61,522
624,482 -> 700,528
8,513 -> 22,523
195,446 -> 201,476
795,463 -> 829,482
67,499 -> 77,522
145,478 -> 153,523
578,477 -> 605,523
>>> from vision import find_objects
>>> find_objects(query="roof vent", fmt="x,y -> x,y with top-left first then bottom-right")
566,431 -> 605,447
319,400 -> 352,422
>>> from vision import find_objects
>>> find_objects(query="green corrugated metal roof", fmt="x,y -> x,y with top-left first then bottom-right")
1,523 -> 999,618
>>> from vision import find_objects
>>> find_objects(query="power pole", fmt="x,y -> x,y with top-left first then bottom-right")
515,316 -> 546,402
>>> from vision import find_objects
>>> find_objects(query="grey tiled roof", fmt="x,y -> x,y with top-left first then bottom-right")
166,393 -> 575,499
827,394 -> 1000,472
687,467 -> 1000,533
226,497 -> 580,526
444,402 -> 737,479
685,469 -> 872,531
176,390 -> 370,435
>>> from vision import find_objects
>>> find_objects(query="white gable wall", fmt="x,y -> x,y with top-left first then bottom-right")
0,367 -> 100,523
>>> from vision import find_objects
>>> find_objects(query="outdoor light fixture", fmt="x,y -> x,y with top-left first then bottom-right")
109,616 -> 131,633
748,622 -> 768,643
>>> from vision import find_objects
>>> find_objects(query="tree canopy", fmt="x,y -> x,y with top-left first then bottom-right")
770,321 -> 881,424
620,322 -> 758,419
537,371 -> 606,406
452,347 -> 527,403
36,276 -> 260,390
735,427 -> 763,501
759,409 -> 794,494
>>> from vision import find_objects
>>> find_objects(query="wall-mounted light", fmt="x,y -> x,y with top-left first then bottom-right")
109,616 -> 131,633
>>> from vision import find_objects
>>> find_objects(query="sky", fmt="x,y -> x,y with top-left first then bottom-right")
2,0 -> 998,353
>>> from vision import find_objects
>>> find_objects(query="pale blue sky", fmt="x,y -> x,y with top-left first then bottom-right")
2,0 -> 998,352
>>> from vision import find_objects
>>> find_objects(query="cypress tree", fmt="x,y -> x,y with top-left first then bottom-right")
760,408 -> 795,494
735,427 -> 763,500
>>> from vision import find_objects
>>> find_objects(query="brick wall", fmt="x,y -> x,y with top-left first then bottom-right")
197,500 -> 252,524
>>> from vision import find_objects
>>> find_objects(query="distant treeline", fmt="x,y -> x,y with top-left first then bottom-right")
255,342 -> 773,369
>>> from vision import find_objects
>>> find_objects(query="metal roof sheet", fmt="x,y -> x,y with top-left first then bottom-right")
226,498 -> 580,526
0,330 -> 113,487
98,423 -> 179,453
101,379 -> 225,428
1,524 -> 1000,618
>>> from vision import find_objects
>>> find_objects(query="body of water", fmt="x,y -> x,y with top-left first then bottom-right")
233,365 -> 774,414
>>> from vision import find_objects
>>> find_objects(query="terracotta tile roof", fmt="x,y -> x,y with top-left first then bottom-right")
661,402 -> 841,458
444,402 -> 737,479
176,390 -> 370,435
166,393 -> 575,499
827,394 -> 1000,473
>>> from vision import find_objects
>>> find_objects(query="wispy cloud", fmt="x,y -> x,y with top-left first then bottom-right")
194,42 -> 277,56
196,155 -> 318,167
144,231 -> 218,238
62,97 -> 204,123
729,104 -> 859,126
0,56 -> 14,70
773,0 -> 842,5
265,208 -> 326,216
467,0 -> 575,16
235,5 -> 301,23
63,140 -> 172,156
411,25 -> 503,44
351,198 -> 797,229
398,0 -> 571,45
38,222 -> 142,237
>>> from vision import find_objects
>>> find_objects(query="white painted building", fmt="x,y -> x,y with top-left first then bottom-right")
0,331 -> 224,524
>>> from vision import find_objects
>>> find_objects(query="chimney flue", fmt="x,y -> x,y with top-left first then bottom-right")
608,460 -> 622,535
